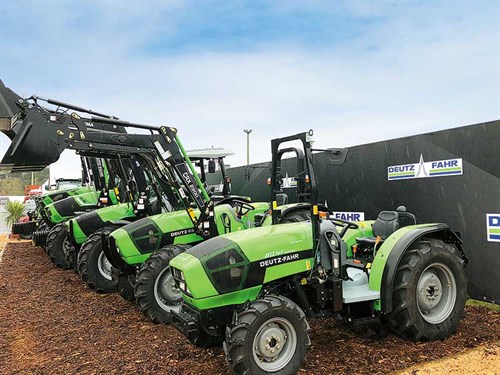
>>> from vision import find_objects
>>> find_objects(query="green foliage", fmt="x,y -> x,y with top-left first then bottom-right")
4,200 -> 26,227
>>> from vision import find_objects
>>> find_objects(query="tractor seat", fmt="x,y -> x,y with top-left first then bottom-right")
355,211 -> 400,247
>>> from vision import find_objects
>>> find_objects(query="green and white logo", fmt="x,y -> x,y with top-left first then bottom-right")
388,155 -> 463,181
487,214 -> 500,242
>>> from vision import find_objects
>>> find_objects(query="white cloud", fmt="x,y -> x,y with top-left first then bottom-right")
0,1 -> 498,181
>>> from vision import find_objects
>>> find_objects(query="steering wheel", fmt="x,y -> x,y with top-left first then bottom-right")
216,197 -> 255,217
330,218 -> 359,237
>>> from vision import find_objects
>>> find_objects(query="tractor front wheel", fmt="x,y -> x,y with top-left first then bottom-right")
135,244 -> 191,324
117,273 -> 137,302
386,239 -> 467,341
225,295 -> 310,375
46,223 -> 71,269
64,237 -> 79,272
77,227 -> 118,293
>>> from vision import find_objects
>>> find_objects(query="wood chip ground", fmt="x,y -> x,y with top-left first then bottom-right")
0,241 -> 498,374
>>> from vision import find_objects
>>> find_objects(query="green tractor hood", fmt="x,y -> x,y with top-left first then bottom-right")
67,202 -> 136,245
110,202 -> 270,266
169,222 -> 314,309
43,190 -> 100,224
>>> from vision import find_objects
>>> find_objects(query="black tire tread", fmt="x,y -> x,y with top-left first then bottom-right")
135,244 -> 191,324
225,295 -> 311,375
46,223 -> 70,269
77,226 -> 119,293
117,273 -> 137,302
386,238 -> 467,341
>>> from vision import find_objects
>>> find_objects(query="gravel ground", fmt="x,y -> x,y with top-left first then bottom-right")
0,241 -> 498,374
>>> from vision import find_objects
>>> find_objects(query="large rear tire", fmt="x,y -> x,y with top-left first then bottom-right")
46,223 -> 71,269
135,244 -> 191,324
77,227 -> 119,293
385,239 -> 467,341
225,295 -> 310,375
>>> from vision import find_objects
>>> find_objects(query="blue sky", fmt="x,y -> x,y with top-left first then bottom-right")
0,0 -> 499,179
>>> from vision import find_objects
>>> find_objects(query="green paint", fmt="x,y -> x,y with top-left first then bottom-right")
170,253 -> 219,298
111,201 -> 269,265
263,259 -> 312,283
388,171 -> 415,177
182,285 -> 262,310
430,167 -> 462,172
368,223 -> 437,291
67,203 -> 136,245
175,134 -> 211,203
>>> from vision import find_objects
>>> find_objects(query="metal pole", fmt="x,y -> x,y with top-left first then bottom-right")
243,129 -> 252,165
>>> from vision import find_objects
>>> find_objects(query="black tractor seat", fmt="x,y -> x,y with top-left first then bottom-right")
356,207 -> 416,247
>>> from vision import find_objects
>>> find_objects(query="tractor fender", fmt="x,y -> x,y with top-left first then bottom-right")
369,223 -> 465,314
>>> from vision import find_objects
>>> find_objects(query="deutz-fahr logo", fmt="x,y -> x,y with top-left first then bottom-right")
331,212 -> 365,221
388,155 -> 463,181
487,214 -> 500,242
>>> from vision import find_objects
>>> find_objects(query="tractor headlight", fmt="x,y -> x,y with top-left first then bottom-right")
171,267 -> 191,296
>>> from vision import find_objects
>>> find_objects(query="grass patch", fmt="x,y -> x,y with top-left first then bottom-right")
466,299 -> 500,311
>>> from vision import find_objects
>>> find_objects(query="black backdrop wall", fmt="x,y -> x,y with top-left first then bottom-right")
209,120 -> 500,304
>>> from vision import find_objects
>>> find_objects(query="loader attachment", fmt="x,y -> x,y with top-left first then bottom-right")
0,80 -> 124,173
0,107 -> 69,173
0,79 -> 24,139
0,80 -> 68,172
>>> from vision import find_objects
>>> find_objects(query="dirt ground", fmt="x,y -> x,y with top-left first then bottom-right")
0,241 -> 498,374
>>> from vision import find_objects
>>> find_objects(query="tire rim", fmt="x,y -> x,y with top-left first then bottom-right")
97,252 -> 113,281
252,317 -> 297,372
154,267 -> 182,312
416,262 -> 457,324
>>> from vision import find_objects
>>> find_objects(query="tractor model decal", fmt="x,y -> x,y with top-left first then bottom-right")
388,155 -> 463,180
244,249 -> 315,289
259,252 -> 300,267
487,214 -> 500,242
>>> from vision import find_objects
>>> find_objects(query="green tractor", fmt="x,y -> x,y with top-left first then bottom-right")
11,163 -> 94,240
170,130 -> 468,374
0,83 -> 155,269
71,149 -> 240,294
0,79 -> 131,248
103,148 -> 272,305
105,139 -> 328,322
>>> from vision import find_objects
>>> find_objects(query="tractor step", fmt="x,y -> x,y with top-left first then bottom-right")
342,267 -> 380,304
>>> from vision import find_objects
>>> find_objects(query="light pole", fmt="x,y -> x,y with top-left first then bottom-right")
243,129 -> 252,165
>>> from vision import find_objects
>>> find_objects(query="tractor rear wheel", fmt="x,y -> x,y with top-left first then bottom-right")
135,244 -> 191,324
77,227 -> 118,293
225,295 -> 310,375
385,239 -> 467,341
117,273 -> 137,302
46,223 -> 71,269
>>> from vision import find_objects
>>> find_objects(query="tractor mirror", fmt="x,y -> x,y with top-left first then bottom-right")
276,193 -> 288,206
208,159 -> 216,173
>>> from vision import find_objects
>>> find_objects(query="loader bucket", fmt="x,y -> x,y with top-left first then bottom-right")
0,79 -> 24,139
0,80 -> 67,173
